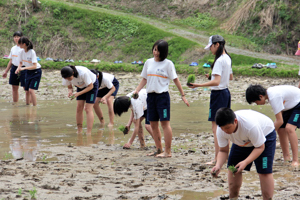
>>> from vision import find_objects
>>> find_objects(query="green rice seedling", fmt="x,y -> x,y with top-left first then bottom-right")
29,187 -> 37,199
118,125 -> 128,135
187,74 -> 195,86
132,93 -> 139,99
228,165 -> 237,176
70,95 -> 75,100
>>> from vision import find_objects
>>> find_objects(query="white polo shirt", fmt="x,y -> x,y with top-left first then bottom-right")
217,110 -> 274,148
141,58 -> 177,93
62,66 -> 96,88
8,45 -> 22,66
19,49 -> 41,69
127,89 -> 147,119
99,72 -> 114,89
211,54 -> 232,90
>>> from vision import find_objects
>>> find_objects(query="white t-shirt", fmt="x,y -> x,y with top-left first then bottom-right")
267,85 -> 300,114
217,110 -> 274,148
211,54 -> 232,90
8,45 -> 22,66
127,89 -> 147,119
62,66 -> 96,88
99,72 -> 114,89
19,49 -> 41,69
141,58 -> 177,93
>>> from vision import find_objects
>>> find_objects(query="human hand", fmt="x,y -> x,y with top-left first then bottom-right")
100,98 -> 107,104
15,68 -> 20,74
2,72 -> 7,78
211,166 -> 221,177
235,161 -> 247,173
125,125 -> 130,131
187,83 -> 196,89
123,143 -> 131,149
181,96 -> 190,107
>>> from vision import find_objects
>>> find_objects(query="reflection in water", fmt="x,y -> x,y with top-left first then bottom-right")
76,125 -> 104,146
7,106 -> 41,161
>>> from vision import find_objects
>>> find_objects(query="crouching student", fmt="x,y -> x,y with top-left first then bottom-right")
90,69 -> 119,126
114,89 -> 153,149
15,37 -> 42,106
246,84 -> 299,167
211,108 -> 276,200
61,66 -> 98,135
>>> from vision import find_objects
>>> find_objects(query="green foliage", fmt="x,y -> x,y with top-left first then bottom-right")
18,188 -> 22,196
228,165 -> 237,176
173,12 -> 217,30
29,187 -> 37,199
187,74 -> 195,84
118,125 -> 126,132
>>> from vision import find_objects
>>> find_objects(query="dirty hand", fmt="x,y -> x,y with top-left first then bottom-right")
187,83 -> 196,89
211,166 -> 221,177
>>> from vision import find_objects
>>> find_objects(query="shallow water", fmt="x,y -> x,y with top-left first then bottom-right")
0,99 -> 299,159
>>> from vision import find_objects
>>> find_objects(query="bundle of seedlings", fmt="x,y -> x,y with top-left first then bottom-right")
118,125 -> 129,135
187,74 -> 195,86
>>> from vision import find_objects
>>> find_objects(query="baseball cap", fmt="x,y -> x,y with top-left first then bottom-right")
204,35 -> 225,50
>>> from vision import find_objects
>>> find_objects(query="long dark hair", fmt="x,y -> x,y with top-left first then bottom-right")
61,66 -> 78,78
18,37 -> 33,50
211,41 -> 231,70
90,69 -> 103,85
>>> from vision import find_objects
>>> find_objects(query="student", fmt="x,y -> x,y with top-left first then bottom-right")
90,69 -> 119,126
114,89 -> 153,149
61,66 -> 98,135
211,108 -> 276,200
2,31 -> 25,103
134,39 -> 189,158
246,84 -> 299,167
188,35 -> 233,164
15,37 -> 42,106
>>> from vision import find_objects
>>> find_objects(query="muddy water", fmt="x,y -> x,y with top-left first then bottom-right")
1,99 -> 298,160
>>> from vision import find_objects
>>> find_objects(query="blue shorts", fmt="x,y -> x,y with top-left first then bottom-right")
25,68 -> 42,91
209,88 -> 231,121
76,79 -> 98,104
9,65 -> 27,87
142,110 -> 150,125
147,92 -> 170,121
280,102 -> 300,128
97,78 -> 119,98
227,129 -> 276,174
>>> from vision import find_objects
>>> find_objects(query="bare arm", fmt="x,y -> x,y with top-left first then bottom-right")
188,75 -> 221,88
16,63 -> 38,74
2,59 -> 12,78
135,78 -> 147,93
173,78 -> 189,107
211,144 -> 229,177
101,85 -> 116,102
75,82 -> 93,97
274,112 -> 283,131
229,73 -> 233,80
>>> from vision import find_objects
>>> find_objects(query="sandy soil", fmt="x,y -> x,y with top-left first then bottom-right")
0,69 -> 300,200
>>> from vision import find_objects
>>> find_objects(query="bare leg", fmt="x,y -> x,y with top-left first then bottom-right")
76,100 -> 85,134
285,124 -> 299,166
12,85 -> 19,103
107,96 -> 115,126
93,97 -> 105,124
228,169 -> 242,199
259,173 -> 274,200
29,89 -> 37,106
277,128 -> 291,162
145,124 -> 153,138
25,90 -> 30,105
137,122 -> 145,148
85,103 -> 94,135
148,121 -> 163,155
156,120 -> 172,157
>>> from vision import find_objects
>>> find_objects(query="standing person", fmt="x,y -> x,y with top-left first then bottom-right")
134,39 -> 189,158
114,89 -> 153,149
2,31 -> 25,103
246,84 -> 299,167
15,37 -> 42,106
90,69 -> 119,126
61,66 -> 98,135
211,108 -> 276,200
188,35 -> 233,164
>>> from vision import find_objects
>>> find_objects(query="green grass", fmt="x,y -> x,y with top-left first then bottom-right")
0,57 -> 298,78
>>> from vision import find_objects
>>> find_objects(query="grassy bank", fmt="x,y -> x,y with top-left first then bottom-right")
1,57 -> 298,78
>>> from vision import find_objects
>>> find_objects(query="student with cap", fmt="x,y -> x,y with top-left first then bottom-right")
188,35 -> 233,164
211,108 -> 276,200
246,84 -> 299,167
2,31 -> 26,103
